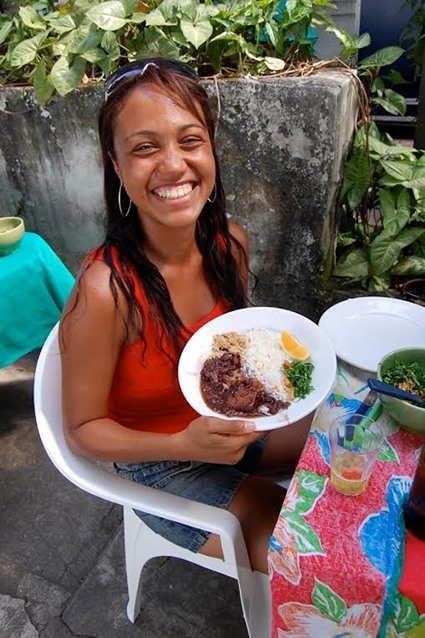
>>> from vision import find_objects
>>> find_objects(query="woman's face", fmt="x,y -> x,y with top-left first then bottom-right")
111,83 -> 216,233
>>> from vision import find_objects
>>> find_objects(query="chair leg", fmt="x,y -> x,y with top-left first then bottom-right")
240,571 -> 271,638
124,507 -> 146,623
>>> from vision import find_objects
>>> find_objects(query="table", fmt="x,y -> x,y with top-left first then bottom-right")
268,362 -> 425,638
0,232 -> 75,368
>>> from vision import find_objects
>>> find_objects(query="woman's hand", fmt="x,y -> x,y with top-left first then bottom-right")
174,416 -> 265,465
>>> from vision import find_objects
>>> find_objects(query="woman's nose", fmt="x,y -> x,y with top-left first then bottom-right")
157,145 -> 186,173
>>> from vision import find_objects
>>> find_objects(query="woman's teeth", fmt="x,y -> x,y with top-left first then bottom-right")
155,183 -> 193,200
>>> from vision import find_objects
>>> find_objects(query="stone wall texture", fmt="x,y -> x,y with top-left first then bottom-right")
0,71 -> 357,320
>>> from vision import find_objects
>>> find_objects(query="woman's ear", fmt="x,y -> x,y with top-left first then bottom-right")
109,152 -> 121,180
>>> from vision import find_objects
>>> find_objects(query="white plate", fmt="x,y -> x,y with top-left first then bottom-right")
178,307 -> 337,431
318,296 -> 425,372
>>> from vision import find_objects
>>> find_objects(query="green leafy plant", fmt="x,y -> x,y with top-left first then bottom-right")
0,0 -> 346,103
333,118 -> 425,292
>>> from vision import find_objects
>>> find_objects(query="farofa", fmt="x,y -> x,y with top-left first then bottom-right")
211,332 -> 247,357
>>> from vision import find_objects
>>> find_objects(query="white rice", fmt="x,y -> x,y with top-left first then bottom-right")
242,328 -> 289,400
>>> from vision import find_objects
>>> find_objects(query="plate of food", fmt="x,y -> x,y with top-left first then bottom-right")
178,306 -> 337,431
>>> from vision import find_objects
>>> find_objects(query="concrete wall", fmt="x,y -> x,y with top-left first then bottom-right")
0,71 -> 358,320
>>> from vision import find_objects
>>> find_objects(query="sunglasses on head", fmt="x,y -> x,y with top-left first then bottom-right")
104,58 -> 199,102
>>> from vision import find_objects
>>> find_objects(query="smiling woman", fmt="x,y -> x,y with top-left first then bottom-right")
59,57 -> 313,576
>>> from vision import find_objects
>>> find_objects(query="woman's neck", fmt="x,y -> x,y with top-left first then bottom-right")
144,225 -> 199,269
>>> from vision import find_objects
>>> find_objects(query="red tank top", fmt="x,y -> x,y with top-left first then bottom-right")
92,248 -> 230,434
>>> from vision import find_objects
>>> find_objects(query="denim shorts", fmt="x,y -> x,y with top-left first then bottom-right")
114,438 -> 266,553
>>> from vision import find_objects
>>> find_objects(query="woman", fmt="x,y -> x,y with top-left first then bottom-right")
60,58 -> 312,574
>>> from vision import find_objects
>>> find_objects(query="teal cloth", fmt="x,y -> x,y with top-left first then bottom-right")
0,232 -> 75,367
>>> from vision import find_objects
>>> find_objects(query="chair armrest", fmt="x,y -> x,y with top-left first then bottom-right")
64,455 -> 251,567
55,450 -> 244,542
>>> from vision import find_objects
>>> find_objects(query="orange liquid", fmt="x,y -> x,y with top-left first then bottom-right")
331,451 -> 368,495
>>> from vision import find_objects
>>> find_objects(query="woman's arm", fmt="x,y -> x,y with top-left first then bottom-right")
60,260 -> 261,464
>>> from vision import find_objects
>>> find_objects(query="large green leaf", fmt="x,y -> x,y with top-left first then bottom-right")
46,13 -> 77,35
359,46 -> 405,68
101,31 -> 120,57
397,188 -> 411,221
180,18 -> 213,48
412,234 -> 425,257
333,248 -> 369,279
19,6 -> 46,30
380,160 -> 415,183
87,1 -> 127,31
384,89 -> 406,115
10,32 -> 48,68
80,47 -> 108,63
33,58 -> 55,104
50,55 -> 87,95
370,227 -> 425,275
339,152 -> 370,209
0,20 -> 13,47
368,136 -> 413,160
404,165 -> 425,191
65,23 -> 103,55
143,29 -> 180,58
144,8 -> 174,26
368,274 -> 391,291
373,90 -> 406,117
378,188 -> 399,235
390,255 -> 425,276
353,31 -> 371,50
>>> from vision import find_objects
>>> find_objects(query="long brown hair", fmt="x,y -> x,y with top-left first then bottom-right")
92,59 -> 248,360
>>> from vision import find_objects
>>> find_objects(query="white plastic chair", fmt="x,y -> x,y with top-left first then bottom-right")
33,323 -> 273,638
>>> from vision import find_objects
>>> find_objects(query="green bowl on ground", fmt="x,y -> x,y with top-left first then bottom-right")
377,347 -> 425,435
0,217 -> 25,256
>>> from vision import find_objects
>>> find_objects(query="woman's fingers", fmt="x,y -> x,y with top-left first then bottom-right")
206,417 -> 257,436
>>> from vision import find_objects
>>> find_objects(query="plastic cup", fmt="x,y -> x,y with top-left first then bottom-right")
329,414 -> 384,496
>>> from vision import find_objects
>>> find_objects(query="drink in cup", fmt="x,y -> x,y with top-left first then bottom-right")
329,415 -> 383,496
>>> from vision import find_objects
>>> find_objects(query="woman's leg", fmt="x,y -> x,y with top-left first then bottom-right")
199,474 -> 285,573
257,411 -> 314,472
200,414 -> 314,571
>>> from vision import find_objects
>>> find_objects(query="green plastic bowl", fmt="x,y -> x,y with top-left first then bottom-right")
0,216 -> 25,256
377,347 -> 425,434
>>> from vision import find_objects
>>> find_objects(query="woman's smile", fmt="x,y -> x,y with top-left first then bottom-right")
153,181 -> 195,201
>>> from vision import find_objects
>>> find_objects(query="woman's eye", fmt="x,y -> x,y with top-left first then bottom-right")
181,136 -> 204,147
134,143 -> 156,153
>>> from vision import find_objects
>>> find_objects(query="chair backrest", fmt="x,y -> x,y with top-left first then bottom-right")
33,322 -> 104,494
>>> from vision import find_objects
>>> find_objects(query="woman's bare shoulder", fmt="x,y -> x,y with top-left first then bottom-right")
62,257 -> 121,327
228,220 -> 249,252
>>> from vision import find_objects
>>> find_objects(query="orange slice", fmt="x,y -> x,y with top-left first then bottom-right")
281,331 -> 310,361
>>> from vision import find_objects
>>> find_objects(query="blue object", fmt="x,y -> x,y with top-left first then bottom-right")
368,377 -> 424,406
0,231 -> 75,367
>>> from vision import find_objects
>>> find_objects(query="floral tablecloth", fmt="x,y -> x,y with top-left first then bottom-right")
268,363 -> 425,638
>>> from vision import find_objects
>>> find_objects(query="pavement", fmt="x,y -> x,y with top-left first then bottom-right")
0,351 -> 250,638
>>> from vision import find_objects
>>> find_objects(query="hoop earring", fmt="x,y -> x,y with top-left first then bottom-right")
118,181 -> 133,218
207,184 -> 217,204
